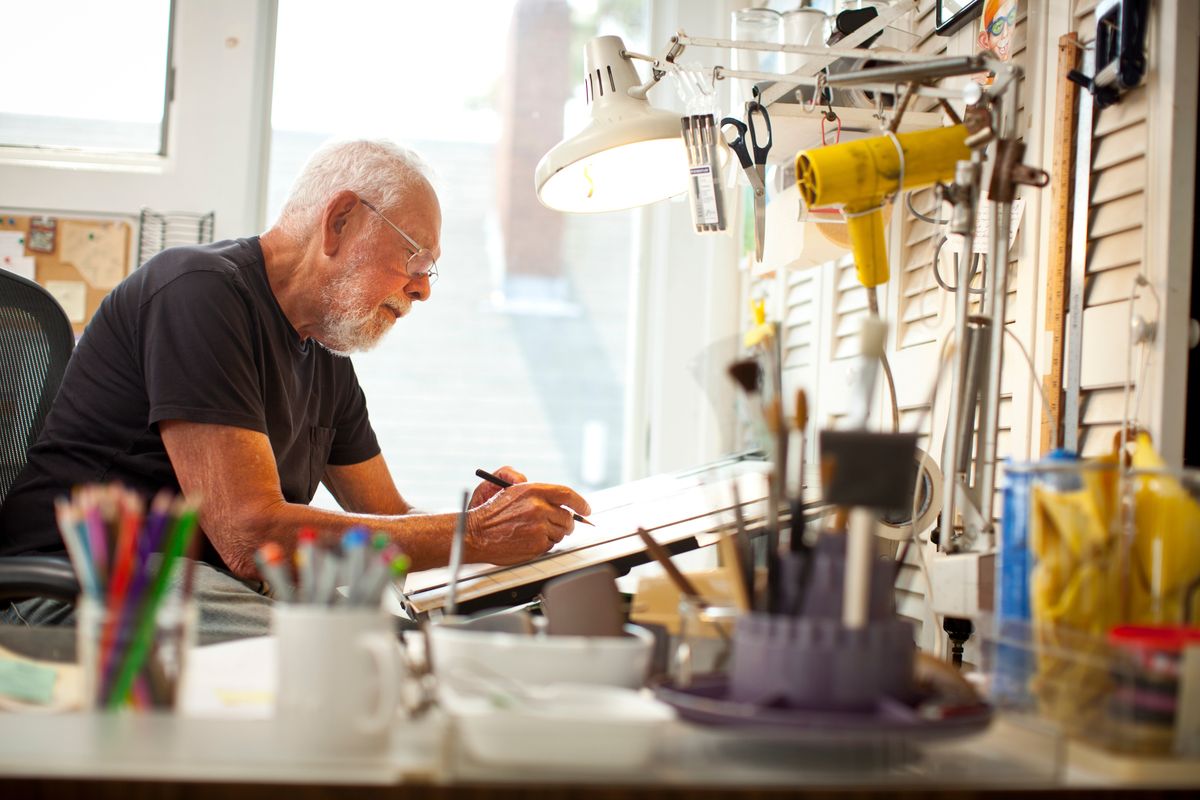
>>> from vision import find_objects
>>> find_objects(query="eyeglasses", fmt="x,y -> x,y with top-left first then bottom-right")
986,9 -> 1015,36
358,197 -> 439,284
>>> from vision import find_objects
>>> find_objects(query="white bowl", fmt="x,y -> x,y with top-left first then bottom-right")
429,623 -> 654,690
444,683 -> 674,769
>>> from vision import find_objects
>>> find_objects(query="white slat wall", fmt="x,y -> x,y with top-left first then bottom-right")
770,0 -> 1040,659
1072,0 -> 1149,457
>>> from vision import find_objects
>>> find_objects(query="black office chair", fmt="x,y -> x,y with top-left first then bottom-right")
0,268 -> 79,605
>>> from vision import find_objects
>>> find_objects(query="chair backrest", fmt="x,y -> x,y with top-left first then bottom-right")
0,270 -> 75,507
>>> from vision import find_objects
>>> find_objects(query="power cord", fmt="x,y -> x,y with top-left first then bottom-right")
905,190 -> 949,225
931,235 -> 986,295
866,286 -> 900,433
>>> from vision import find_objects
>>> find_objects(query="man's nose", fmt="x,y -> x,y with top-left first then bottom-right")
405,276 -> 431,302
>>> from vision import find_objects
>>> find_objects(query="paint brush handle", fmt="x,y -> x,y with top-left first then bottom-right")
446,490 -> 469,616
635,527 -> 704,605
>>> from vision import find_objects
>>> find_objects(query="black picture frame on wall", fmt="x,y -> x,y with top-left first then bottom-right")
935,0 -> 983,36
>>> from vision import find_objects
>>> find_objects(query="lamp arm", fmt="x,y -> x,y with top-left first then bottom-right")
624,33 -> 686,101
673,34 -> 935,66
678,64 -> 964,103
619,34 -> 686,100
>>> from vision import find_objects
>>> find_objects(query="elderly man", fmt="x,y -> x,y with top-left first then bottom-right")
0,139 -> 588,634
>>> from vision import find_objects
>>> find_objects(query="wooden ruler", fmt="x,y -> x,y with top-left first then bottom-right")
1039,34 -> 1081,455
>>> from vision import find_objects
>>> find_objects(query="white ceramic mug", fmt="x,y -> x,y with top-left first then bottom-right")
273,605 -> 402,759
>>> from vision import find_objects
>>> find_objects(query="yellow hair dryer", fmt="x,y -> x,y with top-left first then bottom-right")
795,125 -> 970,288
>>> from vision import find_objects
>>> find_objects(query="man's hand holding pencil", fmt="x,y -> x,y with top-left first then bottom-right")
464,467 -> 592,565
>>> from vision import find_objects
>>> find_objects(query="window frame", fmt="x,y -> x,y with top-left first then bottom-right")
0,0 -> 177,165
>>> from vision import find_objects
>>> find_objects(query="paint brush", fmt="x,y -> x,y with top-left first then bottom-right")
445,490 -> 469,616
635,527 -> 704,605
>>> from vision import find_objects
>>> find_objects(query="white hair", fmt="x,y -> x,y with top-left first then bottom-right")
274,139 -> 438,236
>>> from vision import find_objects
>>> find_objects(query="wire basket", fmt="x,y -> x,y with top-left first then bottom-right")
137,208 -> 215,266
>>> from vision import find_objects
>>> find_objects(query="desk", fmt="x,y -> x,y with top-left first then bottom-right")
1,703 -> 1191,797
1,648 -> 1198,798
2,616 -> 1198,794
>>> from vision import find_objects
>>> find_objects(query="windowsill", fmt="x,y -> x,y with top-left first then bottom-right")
0,146 -> 168,175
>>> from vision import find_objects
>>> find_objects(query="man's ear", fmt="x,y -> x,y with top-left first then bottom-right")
978,30 -> 990,51
321,190 -> 360,257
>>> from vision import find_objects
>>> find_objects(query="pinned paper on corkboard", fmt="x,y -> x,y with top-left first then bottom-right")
44,280 -> 87,323
0,213 -> 133,335
60,220 -> 127,288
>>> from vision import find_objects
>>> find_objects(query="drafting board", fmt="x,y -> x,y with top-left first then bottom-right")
403,468 -> 772,616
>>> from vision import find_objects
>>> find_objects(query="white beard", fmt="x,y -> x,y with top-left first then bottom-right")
316,249 -> 411,356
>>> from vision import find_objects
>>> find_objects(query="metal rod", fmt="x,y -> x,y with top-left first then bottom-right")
959,318 -> 990,476
1063,49 -> 1095,453
975,69 -> 1021,543
822,57 -> 986,87
974,200 -> 1012,540
701,66 -> 964,101
674,34 -> 937,64
940,157 -> 983,549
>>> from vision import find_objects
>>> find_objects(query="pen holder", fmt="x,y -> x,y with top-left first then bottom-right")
728,536 -> 916,711
728,613 -> 916,711
77,595 -> 196,711
273,604 -> 404,759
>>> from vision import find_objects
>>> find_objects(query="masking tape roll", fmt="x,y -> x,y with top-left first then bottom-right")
811,200 -> 892,252
877,448 -> 944,542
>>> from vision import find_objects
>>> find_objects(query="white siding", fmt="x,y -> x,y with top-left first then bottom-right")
1071,0 -> 1150,457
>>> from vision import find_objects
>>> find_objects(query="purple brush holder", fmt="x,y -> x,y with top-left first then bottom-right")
729,536 -> 916,712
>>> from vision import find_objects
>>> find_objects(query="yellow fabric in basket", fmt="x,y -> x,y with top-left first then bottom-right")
1028,435 -> 1200,734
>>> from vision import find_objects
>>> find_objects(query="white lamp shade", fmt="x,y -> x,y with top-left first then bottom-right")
535,36 -> 688,213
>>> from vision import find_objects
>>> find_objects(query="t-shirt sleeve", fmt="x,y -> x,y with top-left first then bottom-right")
328,364 -> 381,465
139,270 -> 268,434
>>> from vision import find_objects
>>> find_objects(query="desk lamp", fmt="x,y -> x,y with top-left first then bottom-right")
535,36 -> 688,213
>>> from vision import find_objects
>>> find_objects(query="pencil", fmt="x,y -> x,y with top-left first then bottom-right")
473,468 -> 594,526
98,491 -> 143,688
54,498 -> 99,600
107,503 -> 198,707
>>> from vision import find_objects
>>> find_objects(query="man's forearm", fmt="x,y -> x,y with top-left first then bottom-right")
209,500 -> 460,579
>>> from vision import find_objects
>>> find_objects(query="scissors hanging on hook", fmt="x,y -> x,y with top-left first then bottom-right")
720,97 -> 773,263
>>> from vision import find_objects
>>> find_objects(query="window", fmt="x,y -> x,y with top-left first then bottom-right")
267,0 -> 650,511
0,0 -> 173,155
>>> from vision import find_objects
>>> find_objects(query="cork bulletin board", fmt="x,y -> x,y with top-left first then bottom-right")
0,212 -> 133,335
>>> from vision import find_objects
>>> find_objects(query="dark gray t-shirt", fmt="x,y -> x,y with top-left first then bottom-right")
0,237 -> 380,568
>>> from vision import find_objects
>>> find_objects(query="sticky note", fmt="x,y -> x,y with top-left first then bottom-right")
45,280 -> 87,323
1,255 -> 36,281
0,659 -> 57,705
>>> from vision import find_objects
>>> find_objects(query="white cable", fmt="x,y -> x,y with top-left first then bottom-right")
913,522 -> 946,659
885,130 -> 906,199
892,330 -> 957,660
1002,327 -> 1052,428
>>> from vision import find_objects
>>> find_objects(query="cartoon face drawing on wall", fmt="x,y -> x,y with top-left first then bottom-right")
978,0 -> 1017,61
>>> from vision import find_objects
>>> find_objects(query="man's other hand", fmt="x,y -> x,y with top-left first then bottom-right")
465,481 -> 591,565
